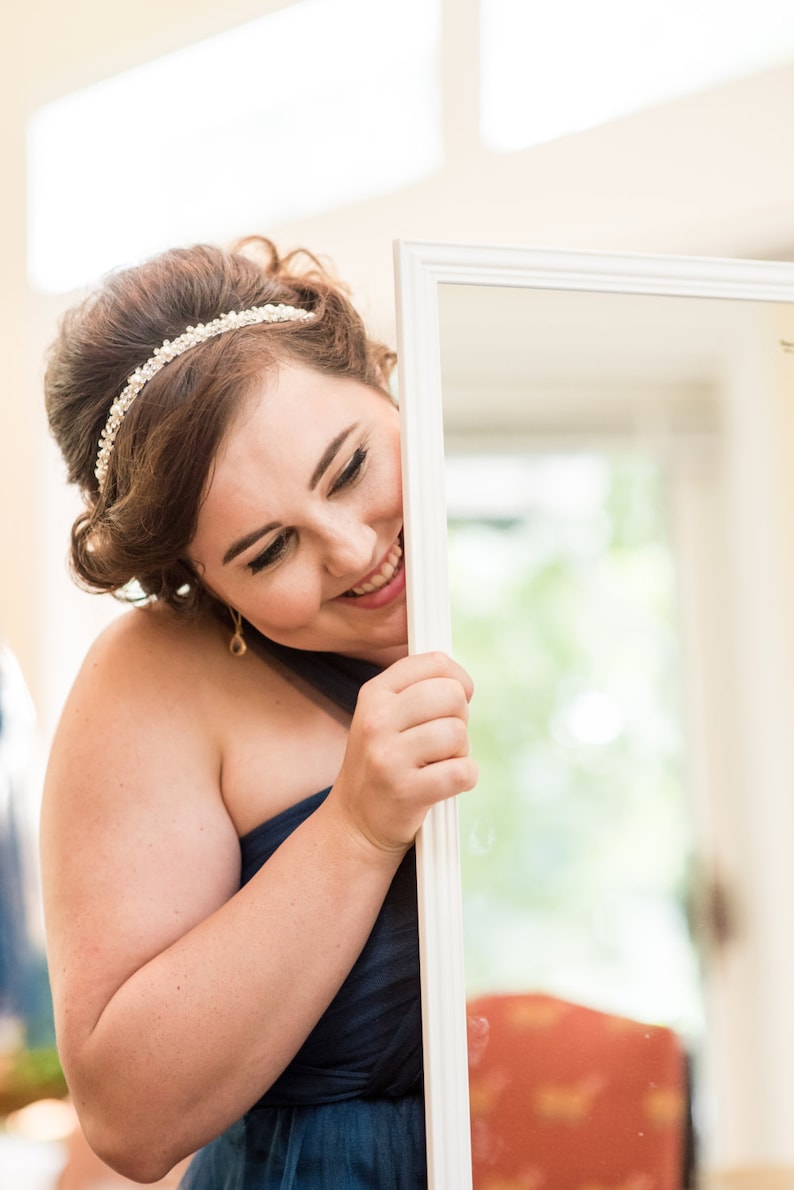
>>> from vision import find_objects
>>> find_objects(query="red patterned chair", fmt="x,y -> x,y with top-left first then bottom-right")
467,992 -> 691,1190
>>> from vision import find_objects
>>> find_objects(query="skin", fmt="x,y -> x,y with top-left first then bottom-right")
40,361 -> 477,1181
189,360 -> 409,669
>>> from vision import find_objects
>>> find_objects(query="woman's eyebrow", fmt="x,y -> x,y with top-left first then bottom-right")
309,423 -> 358,490
223,520 -> 281,566
222,422 -> 361,565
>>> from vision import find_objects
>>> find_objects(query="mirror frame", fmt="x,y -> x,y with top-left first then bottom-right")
393,239 -> 794,1188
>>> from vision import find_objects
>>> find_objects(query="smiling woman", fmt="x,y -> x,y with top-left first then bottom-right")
39,236 -> 477,1187
189,363 -> 407,665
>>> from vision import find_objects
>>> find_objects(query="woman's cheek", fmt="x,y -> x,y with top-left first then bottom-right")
248,572 -> 324,634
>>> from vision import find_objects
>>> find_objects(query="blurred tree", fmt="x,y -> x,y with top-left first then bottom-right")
450,452 -> 702,1037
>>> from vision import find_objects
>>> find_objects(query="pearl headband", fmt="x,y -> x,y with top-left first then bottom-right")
94,303 -> 315,489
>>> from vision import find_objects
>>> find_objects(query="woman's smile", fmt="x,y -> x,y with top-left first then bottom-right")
189,362 -> 408,665
339,534 -> 405,603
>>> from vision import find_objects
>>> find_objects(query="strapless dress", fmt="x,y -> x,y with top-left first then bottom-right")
179,788 -> 425,1189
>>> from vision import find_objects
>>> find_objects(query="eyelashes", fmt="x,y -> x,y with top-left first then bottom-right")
329,446 -> 367,495
248,530 -> 292,575
247,444 -> 369,576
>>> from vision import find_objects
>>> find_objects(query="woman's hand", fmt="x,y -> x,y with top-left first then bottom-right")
329,651 -> 478,853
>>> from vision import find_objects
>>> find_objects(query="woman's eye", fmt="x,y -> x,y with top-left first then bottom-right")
249,531 -> 291,575
330,446 -> 368,495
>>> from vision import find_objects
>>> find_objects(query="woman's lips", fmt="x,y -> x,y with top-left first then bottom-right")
337,535 -> 406,609
344,538 -> 403,596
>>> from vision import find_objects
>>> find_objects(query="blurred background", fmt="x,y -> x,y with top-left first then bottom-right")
2,0 -> 794,1185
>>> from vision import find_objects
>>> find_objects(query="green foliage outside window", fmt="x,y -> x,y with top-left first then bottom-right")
449,452 -> 703,1040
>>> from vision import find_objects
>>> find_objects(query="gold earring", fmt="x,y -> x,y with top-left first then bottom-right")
229,608 -> 247,657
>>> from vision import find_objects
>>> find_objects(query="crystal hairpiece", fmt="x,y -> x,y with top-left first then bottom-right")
94,302 -> 315,489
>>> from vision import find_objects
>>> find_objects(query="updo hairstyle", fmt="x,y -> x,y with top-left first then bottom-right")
45,237 -> 396,613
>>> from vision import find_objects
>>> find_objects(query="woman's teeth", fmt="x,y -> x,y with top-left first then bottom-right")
345,541 -> 403,596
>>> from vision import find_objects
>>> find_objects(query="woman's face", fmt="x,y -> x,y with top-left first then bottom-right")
189,361 -> 407,666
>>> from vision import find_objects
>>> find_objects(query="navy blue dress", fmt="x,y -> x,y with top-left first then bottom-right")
179,788 -> 426,1189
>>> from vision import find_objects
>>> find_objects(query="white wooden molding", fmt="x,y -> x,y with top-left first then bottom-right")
393,239 -> 794,1183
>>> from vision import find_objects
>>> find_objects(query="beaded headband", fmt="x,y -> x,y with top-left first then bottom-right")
94,302 -> 315,489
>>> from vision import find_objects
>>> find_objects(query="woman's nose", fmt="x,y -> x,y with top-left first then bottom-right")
322,517 -> 376,579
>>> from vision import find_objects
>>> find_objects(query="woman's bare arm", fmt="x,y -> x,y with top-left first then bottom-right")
41,616 -> 475,1182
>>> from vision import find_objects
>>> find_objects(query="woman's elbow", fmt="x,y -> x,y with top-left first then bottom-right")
70,1093 -> 186,1184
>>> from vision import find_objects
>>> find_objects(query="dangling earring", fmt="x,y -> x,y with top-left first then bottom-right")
229,608 -> 247,657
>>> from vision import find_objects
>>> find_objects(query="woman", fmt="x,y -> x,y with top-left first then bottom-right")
40,238 -> 477,1188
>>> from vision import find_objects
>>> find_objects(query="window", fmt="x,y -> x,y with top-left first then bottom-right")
447,451 -> 702,1040
28,0 -> 441,293
481,0 -> 794,152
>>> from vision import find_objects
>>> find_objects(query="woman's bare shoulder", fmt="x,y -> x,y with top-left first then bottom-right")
80,601 -> 222,681
78,602 -> 293,701
46,604 -> 232,819
69,602 -> 262,723
52,600 -> 349,839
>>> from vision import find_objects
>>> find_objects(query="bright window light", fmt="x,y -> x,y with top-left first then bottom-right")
27,0 -> 441,294
482,0 -> 794,152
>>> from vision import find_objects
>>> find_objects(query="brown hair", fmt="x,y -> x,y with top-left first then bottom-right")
45,236 -> 396,613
